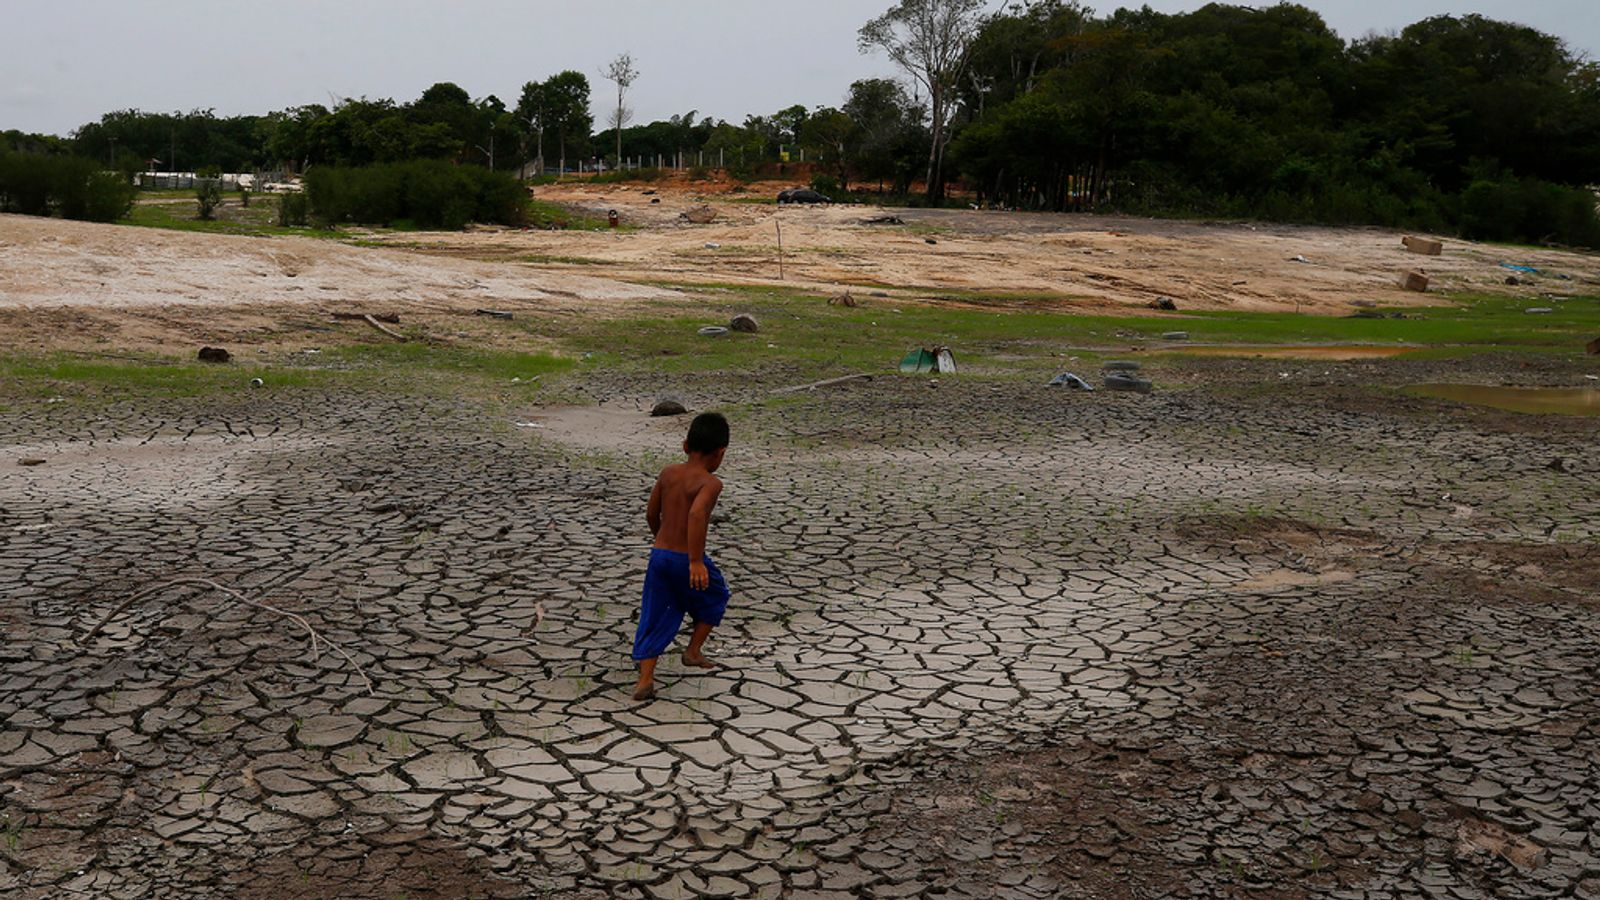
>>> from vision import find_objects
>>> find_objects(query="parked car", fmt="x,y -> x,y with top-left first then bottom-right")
777,188 -> 832,204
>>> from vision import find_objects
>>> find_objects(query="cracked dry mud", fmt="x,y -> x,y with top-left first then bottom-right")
1,372 -> 1597,899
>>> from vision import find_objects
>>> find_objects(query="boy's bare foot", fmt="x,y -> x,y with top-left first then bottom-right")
682,652 -> 718,670
632,681 -> 656,701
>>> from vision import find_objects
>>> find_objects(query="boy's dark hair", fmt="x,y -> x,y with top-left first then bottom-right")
686,412 -> 730,454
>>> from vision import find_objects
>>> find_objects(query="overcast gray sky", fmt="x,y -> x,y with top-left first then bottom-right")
4,1 -> 1596,138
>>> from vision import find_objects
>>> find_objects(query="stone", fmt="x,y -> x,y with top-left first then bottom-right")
730,314 -> 759,334
681,205 -> 718,224
651,397 -> 688,417
1402,271 -> 1429,292
197,347 -> 231,363
1149,297 -> 1178,310
1402,235 -> 1443,256
1162,331 -> 1189,340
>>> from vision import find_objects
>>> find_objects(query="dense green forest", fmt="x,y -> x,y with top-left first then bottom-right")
3,2 -> 1598,244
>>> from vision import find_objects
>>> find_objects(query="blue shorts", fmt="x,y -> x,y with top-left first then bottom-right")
632,548 -> 729,661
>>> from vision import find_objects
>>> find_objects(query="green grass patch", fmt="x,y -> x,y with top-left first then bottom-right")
531,289 -> 1600,381
0,354 -> 332,400
323,343 -> 574,382
516,254 -> 615,266
123,198 -> 329,238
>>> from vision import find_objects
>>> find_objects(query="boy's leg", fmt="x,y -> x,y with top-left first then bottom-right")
633,657 -> 659,701
682,622 -> 716,669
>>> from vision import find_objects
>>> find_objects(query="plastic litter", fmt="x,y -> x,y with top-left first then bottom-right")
1048,373 -> 1094,391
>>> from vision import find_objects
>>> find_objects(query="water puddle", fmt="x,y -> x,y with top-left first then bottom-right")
1167,345 -> 1421,360
1408,384 -> 1600,416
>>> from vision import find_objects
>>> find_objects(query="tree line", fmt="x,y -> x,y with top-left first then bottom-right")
4,1 -> 1598,244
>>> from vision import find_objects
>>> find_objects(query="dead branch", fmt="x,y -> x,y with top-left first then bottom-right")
770,373 -> 874,395
81,576 -> 375,694
362,314 -> 408,342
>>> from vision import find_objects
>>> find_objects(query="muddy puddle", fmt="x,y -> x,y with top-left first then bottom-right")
1163,344 -> 1422,360
1408,384 -> 1600,416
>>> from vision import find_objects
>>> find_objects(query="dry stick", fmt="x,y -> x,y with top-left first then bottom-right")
775,218 -> 785,281
82,576 -> 375,695
770,373 -> 874,395
362,314 -> 407,342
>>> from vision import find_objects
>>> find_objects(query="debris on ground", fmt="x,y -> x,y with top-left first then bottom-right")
1162,331 -> 1189,340
1048,373 -> 1094,390
861,215 -> 905,225
249,377 -> 264,387
770,373 -> 873,395
1525,307 -> 1553,314
697,326 -> 729,337
333,312 -> 400,324
924,237 -> 938,245
1149,297 -> 1178,310
730,314 -> 759,333
1501,263 -> 1540,275
703,242 -> 721,249
681,205 -> 718,224
828,292 -> 859,307
1105,373 -> 1154,393
474,309 -> 514,320
1587,337 -> 1600,355
1402,236 -> 1443,256
197,346 -> 231,363
1289,255 -> 1311,263
900,347 -> 957,374
18,458 -> 46,466
651,397 -> 689,417
1402,271 -> 1430,292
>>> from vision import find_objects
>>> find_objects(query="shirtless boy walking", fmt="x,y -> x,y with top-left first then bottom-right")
632,412 -> 730,701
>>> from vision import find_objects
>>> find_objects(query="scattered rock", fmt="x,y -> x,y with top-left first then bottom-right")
681,205 -> 717,224
924,237 -> 938,245
1288,255 -> 1311,264
1587,336 -> 1600,355
1105,374 -> 1153,393
862,215 -> 905,225
1162,331 -> 1189,340
651,397 -> 688,417
1149,297 -> 1178,311
18,458 -> 45,467
1402,271 -> 1430,292
197,347 -> 231,363
1402,235 -> 1443,256
474,309 -> 513,320
828,293 -> 858,307
697,326 -> 729,337
730,314 -> 759,333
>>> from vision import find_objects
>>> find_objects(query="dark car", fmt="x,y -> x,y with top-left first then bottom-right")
778,188 -> 832,204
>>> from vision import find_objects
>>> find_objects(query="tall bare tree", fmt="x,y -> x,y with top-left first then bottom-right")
859,0 -> 987,203
602,54 -> 639,169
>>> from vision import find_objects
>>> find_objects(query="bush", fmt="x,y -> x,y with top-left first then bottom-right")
0,152 -> 135,222
305,161 -> 528,229
277,192 -> 309,227
1459,177 -> 1600,248
195,179 -> 223,220
810,174 -> 841,196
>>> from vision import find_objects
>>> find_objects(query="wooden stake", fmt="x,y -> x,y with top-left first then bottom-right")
776,219 -> 785,281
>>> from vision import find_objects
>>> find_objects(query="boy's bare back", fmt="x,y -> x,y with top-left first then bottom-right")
647,462 -> 722,555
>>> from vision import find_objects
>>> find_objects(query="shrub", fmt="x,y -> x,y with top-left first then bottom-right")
277,192 -> 309,227
1459,177 -> 1600,248
305,161 -> 528,229
0,152 -> 135,222
810,174 -> 840,196
195,179 -> 223,220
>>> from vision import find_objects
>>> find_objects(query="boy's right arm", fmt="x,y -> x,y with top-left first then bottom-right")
646,477 -> 663,536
